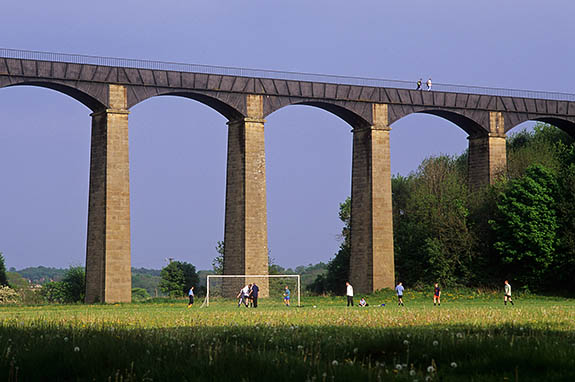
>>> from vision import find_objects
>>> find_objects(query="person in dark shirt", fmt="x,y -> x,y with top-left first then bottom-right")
433,283 -> 441,306
250,282 -> 259,308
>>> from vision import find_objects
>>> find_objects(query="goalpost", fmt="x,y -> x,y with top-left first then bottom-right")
204,274 -> 301,307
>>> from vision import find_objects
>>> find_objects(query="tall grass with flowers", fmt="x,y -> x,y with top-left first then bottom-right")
0,290 -> 573,381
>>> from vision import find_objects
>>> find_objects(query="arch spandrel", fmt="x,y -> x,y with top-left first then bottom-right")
127,88 -> 245,121
0,78 -> 107,112
262,97 -> 372,128
504,113 -> 575,137
388,104 -> 490,137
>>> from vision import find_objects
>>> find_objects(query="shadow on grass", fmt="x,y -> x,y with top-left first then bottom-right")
0,323 -> 574,381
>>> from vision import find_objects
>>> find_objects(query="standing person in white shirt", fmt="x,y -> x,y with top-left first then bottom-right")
504,280 -> 514,306
346,281 -> 354,307
427,78 -> 432,91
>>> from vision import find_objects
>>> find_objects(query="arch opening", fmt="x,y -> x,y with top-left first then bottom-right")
389,112 -> 470,176
265,104 -> 352,272
0,86 -> 91,270
129,95 -> 228,271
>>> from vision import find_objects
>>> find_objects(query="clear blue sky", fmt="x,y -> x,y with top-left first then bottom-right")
1,1 -> 573,271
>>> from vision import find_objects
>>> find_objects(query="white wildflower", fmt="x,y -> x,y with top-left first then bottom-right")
432,340 -> 439,346
427,366 -> 435,373
409,370 -> 416,376
332,360 -> 338,366
74,346 -> 80,352
395,364 -> 403,371
450,362 -> 457,368
403,340 -> 410,345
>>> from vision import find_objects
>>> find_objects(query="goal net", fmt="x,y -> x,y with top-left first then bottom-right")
203,274 -> 301,307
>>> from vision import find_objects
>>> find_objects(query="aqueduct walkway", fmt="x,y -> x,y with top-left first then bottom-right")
2,48 -> 574,302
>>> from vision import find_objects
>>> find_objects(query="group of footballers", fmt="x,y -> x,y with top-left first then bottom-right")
195,279 -> 516,308
347,280 -> 514,307
389,280 -> 514,307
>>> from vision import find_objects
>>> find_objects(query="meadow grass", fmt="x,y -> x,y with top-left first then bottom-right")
0,290 -> 573,381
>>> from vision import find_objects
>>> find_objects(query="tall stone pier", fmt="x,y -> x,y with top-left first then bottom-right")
223,95 -> 270,297
85,85 -> 132,303
468,111 -> 507,190
350,104 -> 395,294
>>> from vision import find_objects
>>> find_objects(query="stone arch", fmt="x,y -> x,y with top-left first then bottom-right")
127,89 -> 245,121
0,80 -> 106,112
389,106 -> 489,137
505,114 -> 575,137
263,98 -> 372,128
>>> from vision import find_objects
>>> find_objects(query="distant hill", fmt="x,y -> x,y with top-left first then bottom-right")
131,268 -> 162,297
16,266 -> 66,284
13,266 -> 163,296
13,263 -> 327,296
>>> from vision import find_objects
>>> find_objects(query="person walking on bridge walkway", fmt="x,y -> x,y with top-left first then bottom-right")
427,78 -> 432,91
416,78 -> 422,90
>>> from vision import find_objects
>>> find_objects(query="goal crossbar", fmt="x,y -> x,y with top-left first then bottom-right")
205,274 -> 301,307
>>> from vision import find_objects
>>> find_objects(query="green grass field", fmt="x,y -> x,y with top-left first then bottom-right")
0,290 -> 574,381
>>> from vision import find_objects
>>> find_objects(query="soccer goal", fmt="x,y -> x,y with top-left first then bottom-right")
204,274 -> 301,307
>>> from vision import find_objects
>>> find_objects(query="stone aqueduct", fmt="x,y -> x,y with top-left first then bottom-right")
1,49 -> 575,302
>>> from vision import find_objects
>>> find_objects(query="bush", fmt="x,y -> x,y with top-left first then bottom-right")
0,285 -> 20,304
61,266 -> 85,302
41,281 -> 68,303
41,267 -> 86,303
132,287 -> 150,301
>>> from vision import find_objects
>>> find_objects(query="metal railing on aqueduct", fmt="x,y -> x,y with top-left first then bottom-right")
2,48 -> 574,102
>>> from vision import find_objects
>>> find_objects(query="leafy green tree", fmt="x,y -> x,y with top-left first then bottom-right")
393,156 -> 474,286
554,161 -> 575,292
62,266 -> 85,302
41,281 -> 68,303
212,241 -> 224,275
490,164 -> 559,286
159,261 -> 185,297
180,262 -> 199,295
0,252 -> 8,286
159,261 -> 199,297
41,266 -> 85,304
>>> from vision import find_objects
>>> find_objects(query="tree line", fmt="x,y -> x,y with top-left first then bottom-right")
311,123 -> 575,295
